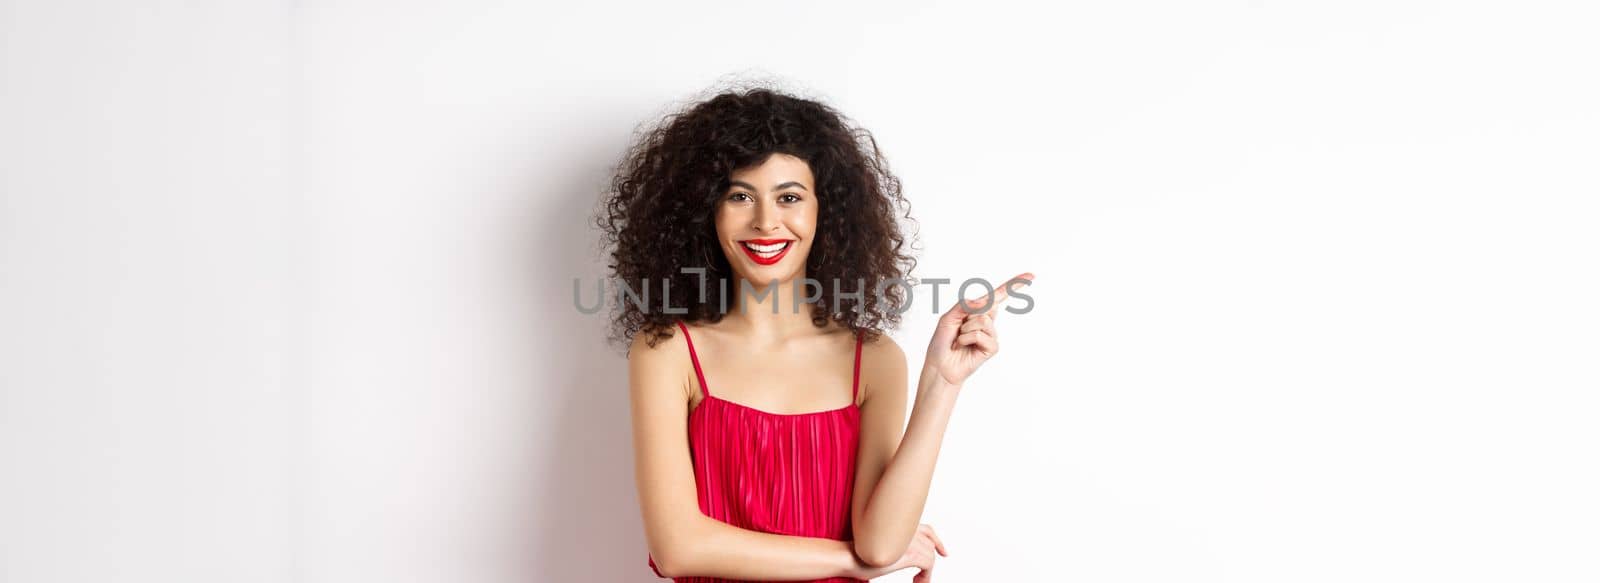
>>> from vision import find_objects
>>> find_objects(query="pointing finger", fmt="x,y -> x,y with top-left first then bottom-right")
960,272 -> 1034,315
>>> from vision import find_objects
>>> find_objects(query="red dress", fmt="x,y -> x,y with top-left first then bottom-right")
648,320 -> 867,582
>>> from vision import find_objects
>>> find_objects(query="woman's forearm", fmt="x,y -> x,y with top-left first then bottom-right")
852,366 -> 961,565
656,515 -> 869,580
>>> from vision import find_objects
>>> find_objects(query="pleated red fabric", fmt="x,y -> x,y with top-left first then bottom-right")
648,320 -> 866,583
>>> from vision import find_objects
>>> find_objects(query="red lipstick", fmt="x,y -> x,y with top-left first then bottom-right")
737,238 -> 794,266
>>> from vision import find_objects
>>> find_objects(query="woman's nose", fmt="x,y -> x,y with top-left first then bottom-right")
751,201 -> 780,232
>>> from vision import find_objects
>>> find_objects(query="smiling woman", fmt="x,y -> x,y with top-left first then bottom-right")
720,155 -> 814,270
596,87 -> 918,351
596,85 -> 1030,582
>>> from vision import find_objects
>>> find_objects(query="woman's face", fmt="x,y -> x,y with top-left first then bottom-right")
714,153 -> 819,286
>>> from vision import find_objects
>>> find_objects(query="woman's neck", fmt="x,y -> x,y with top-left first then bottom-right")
724,272 -> 823,343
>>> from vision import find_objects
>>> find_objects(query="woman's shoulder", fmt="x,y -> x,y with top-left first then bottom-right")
813,319 -> 904,361
854,328 -> 907,406
626,322 -> 698,398
627,321 -> 686,357
858,329 -> 906,369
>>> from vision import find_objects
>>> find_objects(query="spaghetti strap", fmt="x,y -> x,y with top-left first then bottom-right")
851,329 -> 863,404
676,320 -> 711,398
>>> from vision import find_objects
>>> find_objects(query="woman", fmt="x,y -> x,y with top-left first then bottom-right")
598,86 -> 1033,582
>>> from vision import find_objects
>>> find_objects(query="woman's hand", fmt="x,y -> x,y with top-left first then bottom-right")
850,523 -> 948,581
925,272 -> 1034,387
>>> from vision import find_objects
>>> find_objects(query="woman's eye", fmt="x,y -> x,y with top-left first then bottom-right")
727,192 -> 800,203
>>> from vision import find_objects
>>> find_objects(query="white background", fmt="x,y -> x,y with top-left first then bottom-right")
3,1 -> 1597,581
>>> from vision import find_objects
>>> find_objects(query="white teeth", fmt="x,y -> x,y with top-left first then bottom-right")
741,241 -> 790,255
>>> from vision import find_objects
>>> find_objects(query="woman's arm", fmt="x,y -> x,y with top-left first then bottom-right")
629,330 -> 875,580
850,273 -> 1032,566
848,336 -> 960,567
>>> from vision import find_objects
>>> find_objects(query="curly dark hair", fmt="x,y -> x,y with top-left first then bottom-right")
595,86 -> 919,351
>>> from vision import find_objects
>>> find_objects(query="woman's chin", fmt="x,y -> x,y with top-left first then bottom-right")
733,263 -> 804,286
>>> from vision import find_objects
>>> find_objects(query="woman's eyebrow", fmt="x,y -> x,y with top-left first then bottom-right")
729,180 -> 809,192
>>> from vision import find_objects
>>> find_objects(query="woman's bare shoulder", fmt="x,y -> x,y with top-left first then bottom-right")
858,330 -> 908,403
627,325 -> 694,402
862,331 -> 907,365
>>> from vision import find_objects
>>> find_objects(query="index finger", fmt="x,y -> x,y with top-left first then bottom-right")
962,272 -> 1035,315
